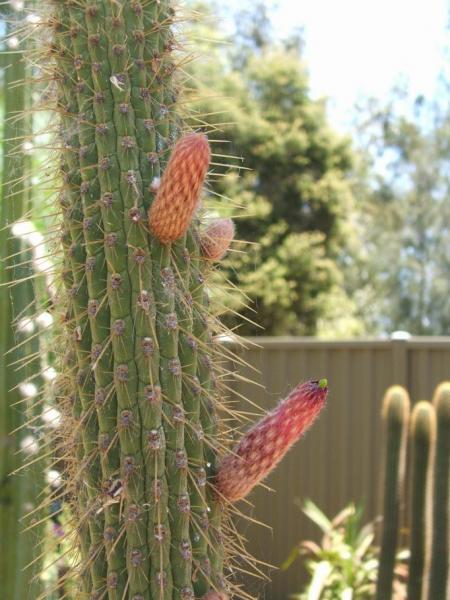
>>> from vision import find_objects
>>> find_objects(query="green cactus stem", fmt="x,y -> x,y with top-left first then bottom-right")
46,2 -> 231,596
16,2 -> 329,598
427,382 -> 450,600
0,12 -> 43,599
376,386 -> 410,600
407,401 -> 435,600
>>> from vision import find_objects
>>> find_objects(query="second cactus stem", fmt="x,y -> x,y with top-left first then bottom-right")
407,401 -> 435,600
33,1 -> 329,599
427,382 -> 450,599
376,386 -> 410,600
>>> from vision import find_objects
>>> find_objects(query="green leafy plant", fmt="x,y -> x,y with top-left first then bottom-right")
283,500 -> 379,599
283,500 -> 408,600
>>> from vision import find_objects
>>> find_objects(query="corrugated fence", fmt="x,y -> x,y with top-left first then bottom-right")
224,337 -> 450,599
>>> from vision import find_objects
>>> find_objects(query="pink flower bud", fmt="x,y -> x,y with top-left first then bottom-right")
148,133 -> 211,244
200,218 -> 235,261
216,379 -> 328,502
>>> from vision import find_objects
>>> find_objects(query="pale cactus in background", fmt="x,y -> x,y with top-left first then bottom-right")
375,382 -> 450,599
376,386 -> 410,600
0,5 -> 47,596
428,382 -> 450,599
408,401 -> 435,600
9,1 -> 328,598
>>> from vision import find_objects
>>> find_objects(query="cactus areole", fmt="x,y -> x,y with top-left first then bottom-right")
44,1 -> 328,598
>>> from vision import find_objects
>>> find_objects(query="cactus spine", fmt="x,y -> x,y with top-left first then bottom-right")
407,401 -> 435,600
20,1 -> 330,598
376,385 -> 410,600
427,382 -> 450,599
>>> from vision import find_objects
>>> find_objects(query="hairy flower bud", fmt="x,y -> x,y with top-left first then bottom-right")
200,218 -> 235,261
148,133 -> 211,244
216,379 -> 328,502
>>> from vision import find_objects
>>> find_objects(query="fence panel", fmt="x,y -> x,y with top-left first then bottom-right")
225,337 -> 450,599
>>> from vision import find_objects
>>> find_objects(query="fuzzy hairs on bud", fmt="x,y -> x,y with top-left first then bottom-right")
200,218 -> 235,261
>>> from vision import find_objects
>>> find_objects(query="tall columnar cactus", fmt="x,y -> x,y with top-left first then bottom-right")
427,382 -> 450,599
0,10 -> 45,598
375,386 -> 410,600
407,401 -> 435,600
21,2 -> 328,598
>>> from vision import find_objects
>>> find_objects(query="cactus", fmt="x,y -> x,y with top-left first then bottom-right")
427,382 -> 450,599
375,385 -> 410,600
0,9 -> 45,597
407,401 -> 435,600
13,2 -> 329,598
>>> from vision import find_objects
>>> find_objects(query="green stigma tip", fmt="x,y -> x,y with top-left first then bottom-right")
318,378 -> 328,389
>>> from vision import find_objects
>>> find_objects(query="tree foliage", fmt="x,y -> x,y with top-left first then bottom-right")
187,3 -> 361,335
353,92 -> 450,335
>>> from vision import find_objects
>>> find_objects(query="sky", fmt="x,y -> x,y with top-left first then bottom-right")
218,0 -> 449,129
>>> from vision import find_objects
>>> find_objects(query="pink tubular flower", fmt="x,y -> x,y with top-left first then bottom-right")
216,379 -> 328,502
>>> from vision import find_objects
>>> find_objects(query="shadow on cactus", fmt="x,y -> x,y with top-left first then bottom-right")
10,2 -> 329,599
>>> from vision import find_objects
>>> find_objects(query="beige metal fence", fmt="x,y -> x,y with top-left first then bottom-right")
225,337 -> 450,599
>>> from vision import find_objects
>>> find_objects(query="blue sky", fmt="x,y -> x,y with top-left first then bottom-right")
218,0 -> 449,128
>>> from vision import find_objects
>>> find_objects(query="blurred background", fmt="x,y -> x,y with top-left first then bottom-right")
186,0 -> 450,339
0,0 -> 449,598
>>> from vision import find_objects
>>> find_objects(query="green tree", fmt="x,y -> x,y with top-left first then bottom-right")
187,3 -> 362,335
353,92 -> 450,335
